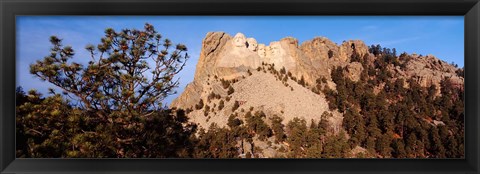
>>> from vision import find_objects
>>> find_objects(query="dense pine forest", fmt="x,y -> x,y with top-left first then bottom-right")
322,47 -> 464,158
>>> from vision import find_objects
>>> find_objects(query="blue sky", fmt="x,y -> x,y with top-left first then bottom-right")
16,16 -> 464,105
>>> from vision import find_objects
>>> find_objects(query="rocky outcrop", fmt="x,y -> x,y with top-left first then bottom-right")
400,54 -> 463,88
171,32 -> 357,130
171,31 -> 464,129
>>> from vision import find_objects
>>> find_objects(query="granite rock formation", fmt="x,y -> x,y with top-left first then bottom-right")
171,32 -> 464,130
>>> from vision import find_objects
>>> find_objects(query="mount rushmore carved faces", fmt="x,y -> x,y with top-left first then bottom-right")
233,33 -> 247,47
257,44 -> 266,57
247,38 -> 258,52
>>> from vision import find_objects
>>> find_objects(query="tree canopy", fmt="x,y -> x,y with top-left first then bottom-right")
18,23 -> 196,158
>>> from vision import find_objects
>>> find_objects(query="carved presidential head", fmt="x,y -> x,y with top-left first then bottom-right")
269,42 -> 283,57
257,44 -> 266,57
246,38 -> 258,51
233,33 -> 247,47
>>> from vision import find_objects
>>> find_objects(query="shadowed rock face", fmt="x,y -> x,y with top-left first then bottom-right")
171,32 -> 463,129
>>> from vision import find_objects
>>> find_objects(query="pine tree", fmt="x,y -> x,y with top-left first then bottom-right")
307,120 -> 322,148
322,131 -> 350,158
298,76 -> 306,87
227,114 -> 244,130
218,100 -> 225,110
392,139 -> 407,158
22,23 -> 196,158
430,126 -> 446,158
30,23 -> 189,114
194,123 -> 239,158
286,118 -> 308,157
270,115 -> 286,142
376,132 -> 393,158
328,50 -> 334,59
232,101 -> 240,112
245,111 -> 272,141
228,86 -> 235,95
196,99 -> 204,110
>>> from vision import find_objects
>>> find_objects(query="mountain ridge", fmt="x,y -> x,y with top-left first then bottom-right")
169,31 -> 464,158
171,32 -> 463,113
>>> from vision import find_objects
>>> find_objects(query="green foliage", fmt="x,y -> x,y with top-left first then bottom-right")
305,120 -> 324,157
350,52 -> 361,63
429,126 -> 446,158
207,92 -> 217,102
227,114 -> 243,129
321,131 -> 350,158
391,139 -> 407,158
232,101 -> 240,112
298,76 -> 306,87
280,67 -> 286,74
455,67 -> 464,78
245,111 -> 272,141
322,50 -> 464,158
227,86 -> 235,95
218,100 -> 225,110
194,124 -> 238,158
226,96 -> 232,102
376,132 -> 393,157
328,50 -> 334,59
16,90 -> 81,157
286,118 -> 308,157
18,24 -> 200,158
16,88 -> 197,158
204,105 -> 210,116
195,99 -> 204,110
30,23 -> 188,114
270,115 -> 286,142
221,79 -> 231,89
18,24 -> 465,159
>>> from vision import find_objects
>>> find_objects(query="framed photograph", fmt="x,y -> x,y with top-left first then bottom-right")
1,0 -> 479,173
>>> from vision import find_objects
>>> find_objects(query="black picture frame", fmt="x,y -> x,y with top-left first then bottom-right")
1,0 -> 479,173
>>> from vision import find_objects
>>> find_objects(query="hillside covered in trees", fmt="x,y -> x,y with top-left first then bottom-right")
16,25 -> 464,158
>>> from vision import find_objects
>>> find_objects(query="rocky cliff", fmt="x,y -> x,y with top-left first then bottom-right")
171,32 -> 464,130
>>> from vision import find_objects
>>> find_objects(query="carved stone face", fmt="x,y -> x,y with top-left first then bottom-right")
270,42 -> 282,57
257,44 -> 266,57
233,33 -> 247,47
246,38 -> 258,52
265,46 -> 272,58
